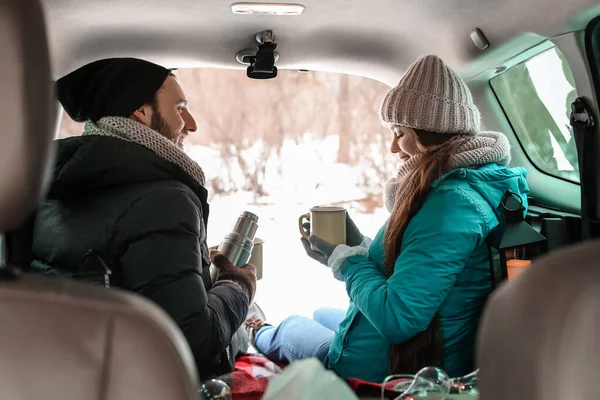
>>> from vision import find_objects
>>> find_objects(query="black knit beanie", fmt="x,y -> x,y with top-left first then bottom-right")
55,57 -> 171,123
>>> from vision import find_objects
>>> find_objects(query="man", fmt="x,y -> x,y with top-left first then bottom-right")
30,57 -> 257,380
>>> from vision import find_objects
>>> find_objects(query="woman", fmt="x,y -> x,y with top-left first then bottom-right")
248,55 -> 529,382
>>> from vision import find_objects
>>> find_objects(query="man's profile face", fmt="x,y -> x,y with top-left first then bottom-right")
137,75 -> 197,148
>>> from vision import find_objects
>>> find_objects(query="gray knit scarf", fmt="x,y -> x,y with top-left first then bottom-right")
83,116 -> 206,187
383,131 -> 511,212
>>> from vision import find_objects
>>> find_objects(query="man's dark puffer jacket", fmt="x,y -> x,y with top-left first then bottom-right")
31,135 -> 249,380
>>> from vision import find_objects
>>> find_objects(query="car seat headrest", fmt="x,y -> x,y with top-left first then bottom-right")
0,0 -> 55,231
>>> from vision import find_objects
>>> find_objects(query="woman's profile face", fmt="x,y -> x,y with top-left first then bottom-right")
390,126 -> 419,162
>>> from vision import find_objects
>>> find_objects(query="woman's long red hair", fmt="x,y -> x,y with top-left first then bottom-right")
385,127 -> 467,374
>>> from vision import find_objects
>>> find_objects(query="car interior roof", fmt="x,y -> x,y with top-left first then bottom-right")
43,0 -> 600,85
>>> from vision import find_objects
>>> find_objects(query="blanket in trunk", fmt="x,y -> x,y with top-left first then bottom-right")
214,354 -> 412,399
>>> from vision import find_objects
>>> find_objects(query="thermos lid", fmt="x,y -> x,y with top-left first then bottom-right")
232,211 -> 259,240
241,211 -> 259,221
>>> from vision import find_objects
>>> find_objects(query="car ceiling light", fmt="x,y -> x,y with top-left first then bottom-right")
231,3 -> 305,16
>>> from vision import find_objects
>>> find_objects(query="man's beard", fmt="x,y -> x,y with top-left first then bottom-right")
150,106 -> 183,148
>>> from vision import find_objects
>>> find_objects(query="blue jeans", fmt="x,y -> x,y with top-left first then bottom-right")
254,307 -> 347,365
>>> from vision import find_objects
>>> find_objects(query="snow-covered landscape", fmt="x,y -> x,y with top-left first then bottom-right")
187,135 -> 394,325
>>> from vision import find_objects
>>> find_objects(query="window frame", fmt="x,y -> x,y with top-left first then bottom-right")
489,46 -> 580,186
585,16 -> 600,114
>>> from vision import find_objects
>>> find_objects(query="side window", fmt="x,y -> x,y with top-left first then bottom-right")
490,47 -> 579,183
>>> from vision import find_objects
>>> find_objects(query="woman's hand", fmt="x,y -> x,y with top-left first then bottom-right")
301,234 -> 369,281
301,213 -> 364,247
301,235 -> 337,266
345,214 -> 364,247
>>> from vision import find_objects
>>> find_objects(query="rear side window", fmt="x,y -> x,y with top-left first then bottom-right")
490,47 -> 579,183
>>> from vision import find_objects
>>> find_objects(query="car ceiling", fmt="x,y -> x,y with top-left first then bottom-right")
43,0 -> 600,85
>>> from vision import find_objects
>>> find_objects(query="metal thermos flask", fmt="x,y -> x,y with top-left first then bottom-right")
210,211 -> 259,284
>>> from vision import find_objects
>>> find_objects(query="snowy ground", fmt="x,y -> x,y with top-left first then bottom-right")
186,135 -> 393,324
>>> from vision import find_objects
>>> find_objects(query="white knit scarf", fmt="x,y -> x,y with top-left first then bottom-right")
383,131 -> 511,212
82,116 -> 206,187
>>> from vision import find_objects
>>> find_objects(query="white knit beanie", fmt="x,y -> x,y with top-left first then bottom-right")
379,55 -> 481,135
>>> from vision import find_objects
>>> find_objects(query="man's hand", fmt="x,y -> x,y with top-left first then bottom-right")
210,248 -> 257,306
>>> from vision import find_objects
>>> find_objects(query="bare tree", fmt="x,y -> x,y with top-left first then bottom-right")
337,74 -> 352,164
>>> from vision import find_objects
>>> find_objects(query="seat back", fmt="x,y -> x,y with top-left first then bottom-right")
477,240 -> 600,400
0,275 -> 200,400
0,1 -> 200,398
0,0 -> 54,230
